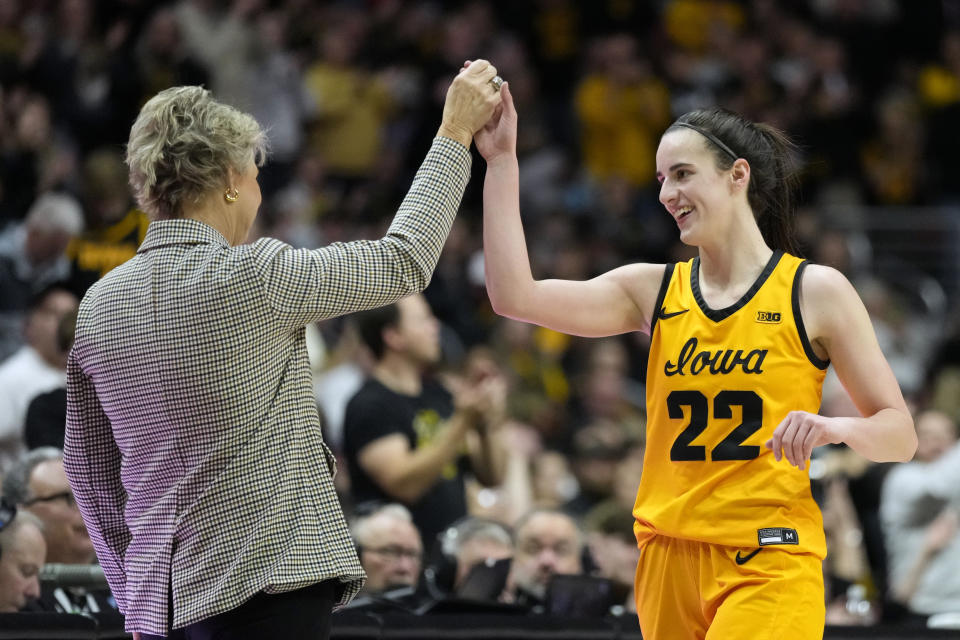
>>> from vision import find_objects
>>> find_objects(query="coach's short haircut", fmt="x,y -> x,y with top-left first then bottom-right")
126,86 -> 268,220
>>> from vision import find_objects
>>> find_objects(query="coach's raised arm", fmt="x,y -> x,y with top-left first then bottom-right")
62,60 -> 502,640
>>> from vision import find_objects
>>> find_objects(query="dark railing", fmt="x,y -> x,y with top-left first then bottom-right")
1,613 -> 958,640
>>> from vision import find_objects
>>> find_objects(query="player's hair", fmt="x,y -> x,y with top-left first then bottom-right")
666,108 -> 801,255
126,86 -> 268,220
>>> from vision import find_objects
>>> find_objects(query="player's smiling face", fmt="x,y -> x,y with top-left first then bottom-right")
656,129 -> 736,246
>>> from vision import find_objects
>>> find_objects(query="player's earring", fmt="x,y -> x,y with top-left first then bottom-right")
224,188 -> 239,203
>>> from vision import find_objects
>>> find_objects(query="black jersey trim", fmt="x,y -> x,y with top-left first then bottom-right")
792,260 -> 830,370
649,263 -> 676,336
691,250 -> 783,322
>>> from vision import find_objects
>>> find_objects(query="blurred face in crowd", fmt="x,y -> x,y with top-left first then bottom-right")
915,410 -> 957,463
389,294 -> 440,366
572,421 -> 630,495
145,8 -> 180,57
24,226 -> 73,267
0,522 -> 45,612
15,95 -> 51,150
531,452 -> 577,508
82,150 -> 131,226
24,459 -> 95,564
454,535 -> 513,588
509,512 -> 582,600
25,289 -> 78,367
358,512 -> 423,593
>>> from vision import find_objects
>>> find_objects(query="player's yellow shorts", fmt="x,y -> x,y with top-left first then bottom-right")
634,534 -> 825,640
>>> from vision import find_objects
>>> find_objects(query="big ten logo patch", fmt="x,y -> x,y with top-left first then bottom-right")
413,409 -> 458,479
756,311 -> 782,324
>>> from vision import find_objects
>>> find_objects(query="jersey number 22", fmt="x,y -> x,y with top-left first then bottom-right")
668,390 -> 762,461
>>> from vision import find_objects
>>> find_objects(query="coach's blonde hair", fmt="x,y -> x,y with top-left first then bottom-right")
126,86 -> 268,220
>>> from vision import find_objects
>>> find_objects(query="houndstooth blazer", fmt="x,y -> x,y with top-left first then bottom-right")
63,137 -> 471,635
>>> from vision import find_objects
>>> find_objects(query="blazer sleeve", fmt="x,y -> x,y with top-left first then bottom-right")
63,349 -> 131,614
250,136 -> 471,329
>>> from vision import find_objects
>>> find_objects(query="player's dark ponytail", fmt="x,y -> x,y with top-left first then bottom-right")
667,109 -> 801,255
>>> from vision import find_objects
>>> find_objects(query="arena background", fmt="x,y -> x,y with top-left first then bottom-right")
1,0 -> 959,637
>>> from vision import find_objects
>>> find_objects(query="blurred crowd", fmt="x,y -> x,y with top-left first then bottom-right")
1,0 -> 960,628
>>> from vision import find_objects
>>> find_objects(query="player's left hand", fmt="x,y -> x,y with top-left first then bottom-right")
765,411 -> 843,470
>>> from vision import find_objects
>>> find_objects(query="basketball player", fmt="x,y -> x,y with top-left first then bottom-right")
476,83 -> 916,638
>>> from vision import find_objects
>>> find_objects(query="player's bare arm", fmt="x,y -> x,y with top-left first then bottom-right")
766,264 -> 916,467
478,82 -> 665,337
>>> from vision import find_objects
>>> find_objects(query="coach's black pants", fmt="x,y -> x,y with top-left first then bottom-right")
140,579 -> 341,640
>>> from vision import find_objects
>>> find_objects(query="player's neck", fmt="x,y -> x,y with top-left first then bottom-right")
697,218 -> 772,293
373,355 -> 423,396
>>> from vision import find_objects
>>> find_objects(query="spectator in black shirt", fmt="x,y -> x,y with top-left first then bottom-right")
24,388 -> 67,450
343,294 -> 507,548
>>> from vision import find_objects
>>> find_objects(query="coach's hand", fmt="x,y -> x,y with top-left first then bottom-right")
437,59 -> 503,147
765,411 -> 843,470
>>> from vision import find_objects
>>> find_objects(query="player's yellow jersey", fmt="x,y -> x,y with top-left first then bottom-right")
633,251 -> 829,558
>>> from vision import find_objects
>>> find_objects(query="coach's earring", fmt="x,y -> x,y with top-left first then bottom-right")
224,188 -> 239,203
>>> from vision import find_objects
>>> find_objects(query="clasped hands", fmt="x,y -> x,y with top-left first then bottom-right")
438,59 -> 503,147
438,59 -> 517,163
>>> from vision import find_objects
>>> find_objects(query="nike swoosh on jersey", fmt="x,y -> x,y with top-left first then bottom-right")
735,548 -> 762,565
659,307 -> 690,319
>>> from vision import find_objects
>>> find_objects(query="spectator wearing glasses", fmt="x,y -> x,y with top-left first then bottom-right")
3,448 -> 94,565
351,503 -> 424,595
0,499 -> 46,612
2,448 -> 113,617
